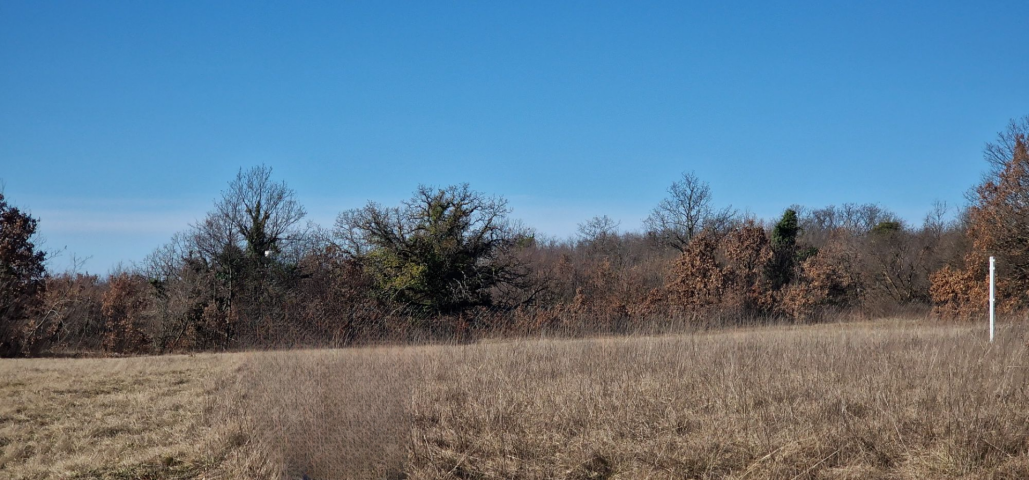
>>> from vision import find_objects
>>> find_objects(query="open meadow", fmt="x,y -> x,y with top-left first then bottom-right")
5,5 -> 1028,478
2,319 -> 1028,479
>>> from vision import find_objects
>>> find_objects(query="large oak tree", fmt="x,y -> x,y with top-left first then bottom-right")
335,184 -> 531,315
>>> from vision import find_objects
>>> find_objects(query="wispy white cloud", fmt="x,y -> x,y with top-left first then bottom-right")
36,210 -> 199,235
28,197 -> 208,236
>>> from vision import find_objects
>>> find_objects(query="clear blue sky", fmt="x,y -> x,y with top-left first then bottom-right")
1,1 -> 1026,274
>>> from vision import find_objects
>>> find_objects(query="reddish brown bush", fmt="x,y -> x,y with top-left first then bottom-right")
720,222 -> 775,315
929,265 -> 989,319
666,222 -> 863,321
779,234 -> 858,320
34,273 -> 106,353
930,128 -> 1029,318
667,234 -> 724,309
101,273 -> 152,354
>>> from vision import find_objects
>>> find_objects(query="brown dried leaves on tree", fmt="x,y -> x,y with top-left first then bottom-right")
931,133 -> 1029,319
666,222 -> 778,316
720,222 -> 775,315
0,192 -> 47,356
101,273 -> 152,354
667,221 -> 860,320
779,234 -> 858,320
667,234 -> 724,309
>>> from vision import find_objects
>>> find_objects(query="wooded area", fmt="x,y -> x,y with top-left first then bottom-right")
1,116 -> 1026,357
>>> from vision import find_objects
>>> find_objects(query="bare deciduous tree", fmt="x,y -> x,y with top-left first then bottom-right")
577,215 -> 620,244
983,115 -> 1029,176
645,172 -> 736,251
214,165 -> 307,258
798,203 -> 899,249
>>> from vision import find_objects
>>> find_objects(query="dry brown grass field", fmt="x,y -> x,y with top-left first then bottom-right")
2,319 -> 1028,479
0,352 -> 246,479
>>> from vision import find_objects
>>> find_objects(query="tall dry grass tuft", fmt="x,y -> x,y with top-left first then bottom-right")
227,320 -> 1029,479
224,348 -> 417,479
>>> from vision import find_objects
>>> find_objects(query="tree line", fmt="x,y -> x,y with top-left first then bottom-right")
1,116 -> 1026,357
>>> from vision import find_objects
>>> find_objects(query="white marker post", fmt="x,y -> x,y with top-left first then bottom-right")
989,256 -> 995,343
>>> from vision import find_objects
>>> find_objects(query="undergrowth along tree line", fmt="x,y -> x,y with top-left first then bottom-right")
1,116 -> 1026,356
